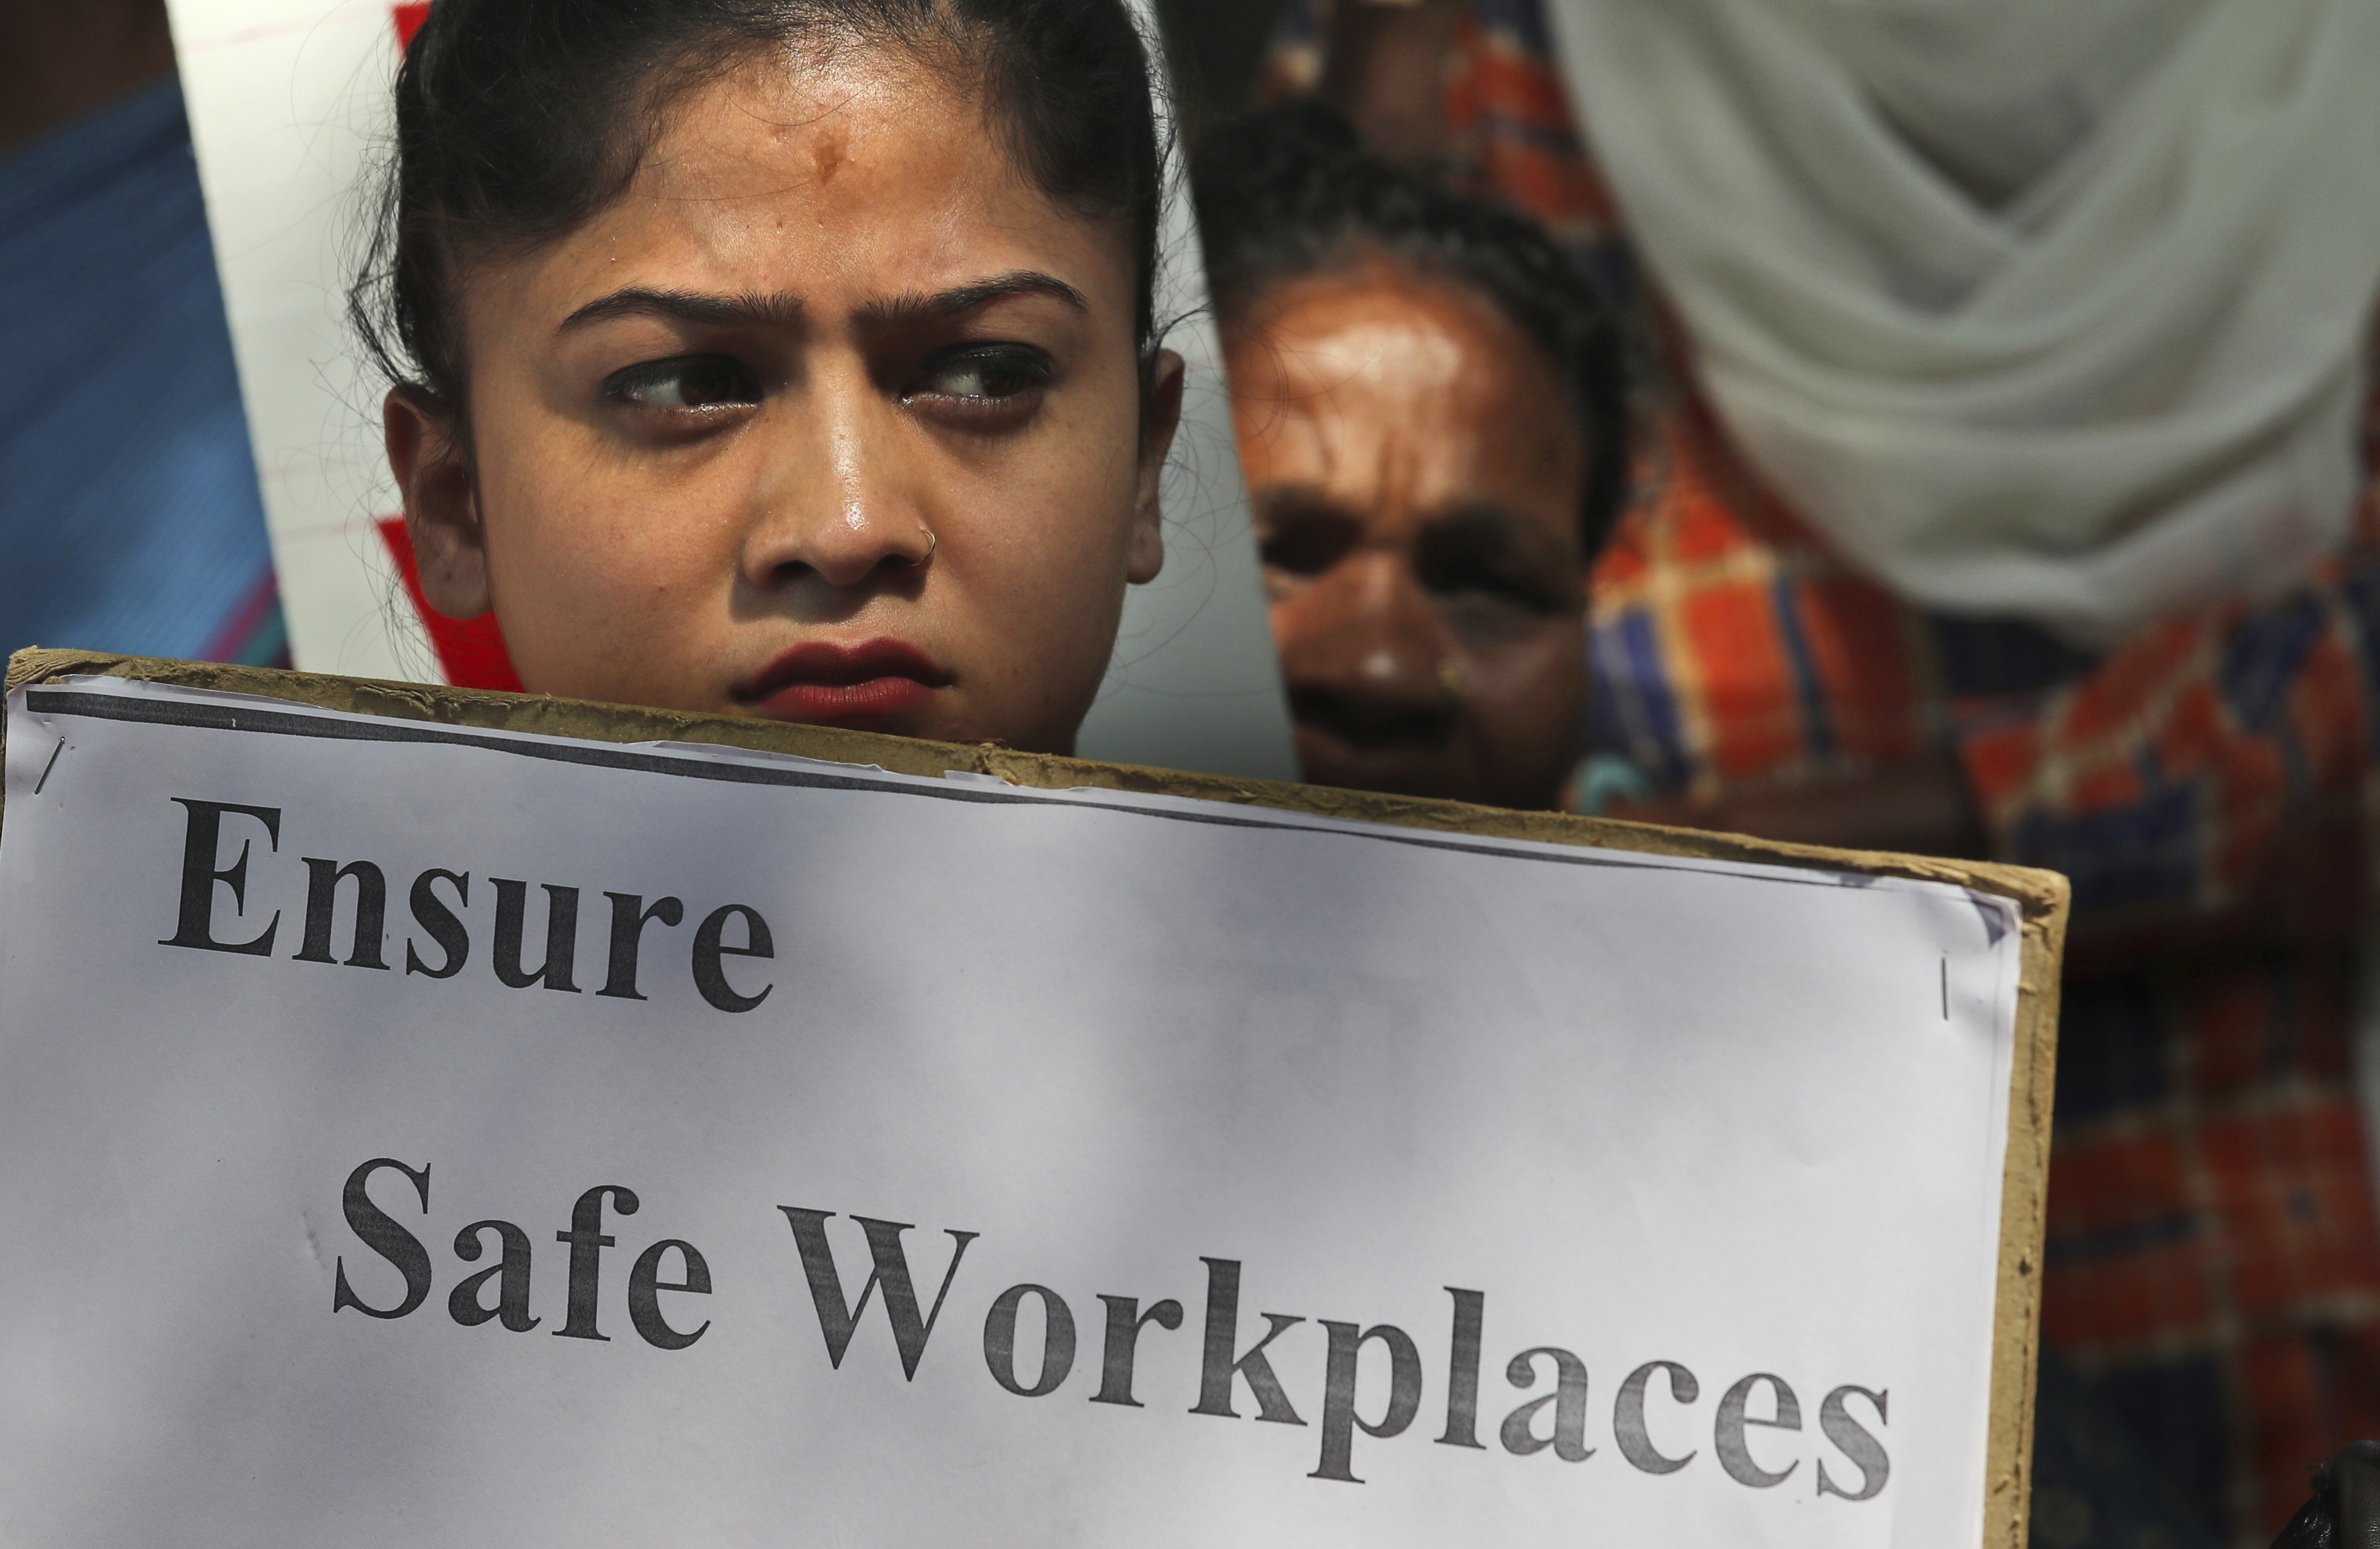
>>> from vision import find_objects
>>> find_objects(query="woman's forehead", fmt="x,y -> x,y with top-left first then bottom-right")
507,49 -> 1126,323
641,48 -> 989,198
1226,262 -> 1587,537
1230,262 -> 1569,427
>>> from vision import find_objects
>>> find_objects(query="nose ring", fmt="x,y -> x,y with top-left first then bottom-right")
917,528 -> 938,566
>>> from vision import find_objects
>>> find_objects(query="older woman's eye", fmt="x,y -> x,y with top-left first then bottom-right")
603,355 -> 762,410
905,346 -> 1053,404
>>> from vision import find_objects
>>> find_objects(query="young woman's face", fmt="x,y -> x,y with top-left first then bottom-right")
387,48 -> 1179,755
1226,259 -> 1591,810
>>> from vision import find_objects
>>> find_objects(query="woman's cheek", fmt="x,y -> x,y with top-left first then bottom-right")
949,456 -> 1137,735
1470,625 -> 1587,753
492,486 -> 718,705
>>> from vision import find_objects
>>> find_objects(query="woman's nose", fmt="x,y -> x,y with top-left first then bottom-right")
739,381 -> 932,591
1275,551 -> 1460,748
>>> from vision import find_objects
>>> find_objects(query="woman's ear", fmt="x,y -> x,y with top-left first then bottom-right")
383,386 -> 492,619
1128,348 -> 1185,585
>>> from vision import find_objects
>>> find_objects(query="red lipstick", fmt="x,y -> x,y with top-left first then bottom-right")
735,638 -> 953,725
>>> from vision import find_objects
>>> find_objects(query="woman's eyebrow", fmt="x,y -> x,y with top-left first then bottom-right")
858,270 -> 1089,328
556,288 -> 807,334
554,273 -> 1084,335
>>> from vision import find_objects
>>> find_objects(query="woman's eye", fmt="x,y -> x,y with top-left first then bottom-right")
905,347 -> 1053,405
603,356 -> 762,411
1425,557 -> 1564,613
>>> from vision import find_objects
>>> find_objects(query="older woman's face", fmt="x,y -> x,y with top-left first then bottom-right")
387,48 -> 1179,756
1224,260 -> 1591,809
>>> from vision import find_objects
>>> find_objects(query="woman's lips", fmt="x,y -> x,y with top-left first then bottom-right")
735,638 -> 953,724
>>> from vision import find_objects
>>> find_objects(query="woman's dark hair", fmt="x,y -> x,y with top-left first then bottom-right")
353,0 -> 1164,419
1192,100 -> 1628,560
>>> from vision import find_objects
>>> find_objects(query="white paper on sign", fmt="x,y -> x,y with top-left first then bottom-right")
0,679 -> 2019,1546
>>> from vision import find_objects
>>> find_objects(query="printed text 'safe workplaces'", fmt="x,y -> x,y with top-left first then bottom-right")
169,794 -> 1895,1496
331,1163 -> 1892,1494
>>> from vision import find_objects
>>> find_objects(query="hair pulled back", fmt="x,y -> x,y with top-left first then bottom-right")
354,0 -> 1164,417
1192,100 -> 1628,558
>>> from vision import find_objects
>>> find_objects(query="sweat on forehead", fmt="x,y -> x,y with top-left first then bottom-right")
1193,99 -> 1629,563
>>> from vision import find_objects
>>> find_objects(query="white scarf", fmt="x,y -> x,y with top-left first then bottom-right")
1545,0 -> 2380,642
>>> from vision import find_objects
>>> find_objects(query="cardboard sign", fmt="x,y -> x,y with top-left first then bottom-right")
0,652 -> 2064,1547
160,0 -> 1296,781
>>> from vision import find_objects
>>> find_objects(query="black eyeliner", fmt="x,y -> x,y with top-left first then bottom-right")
599,354 -> 761,408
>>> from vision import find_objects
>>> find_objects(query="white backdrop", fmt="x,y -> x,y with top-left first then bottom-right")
161,0 -> 1296,780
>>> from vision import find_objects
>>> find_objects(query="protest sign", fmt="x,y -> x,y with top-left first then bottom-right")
0,649 -> 2064,1546
158,0 -> 1295,780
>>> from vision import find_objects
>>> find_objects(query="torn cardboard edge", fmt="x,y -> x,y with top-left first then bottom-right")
1,646 -> 2067,1547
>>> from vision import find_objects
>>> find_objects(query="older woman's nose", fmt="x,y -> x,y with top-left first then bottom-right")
1276,551 -> 1460,749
